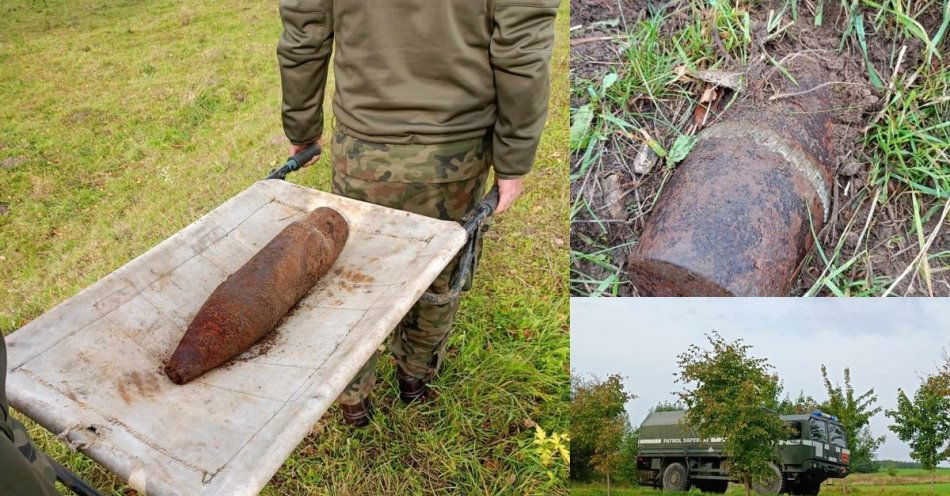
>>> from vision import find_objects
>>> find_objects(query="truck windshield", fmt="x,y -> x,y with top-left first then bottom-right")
809,418 -> 828,443
829,423 -> 847,448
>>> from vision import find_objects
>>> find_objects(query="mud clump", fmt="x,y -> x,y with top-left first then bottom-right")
117,371 -> 161,404
164,207 -> 349,385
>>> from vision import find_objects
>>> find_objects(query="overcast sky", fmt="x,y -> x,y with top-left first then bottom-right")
571,298 -> 950,463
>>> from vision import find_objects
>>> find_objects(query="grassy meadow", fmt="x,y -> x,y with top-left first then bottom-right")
0,1 -> 570,494
571,468 -> 950,495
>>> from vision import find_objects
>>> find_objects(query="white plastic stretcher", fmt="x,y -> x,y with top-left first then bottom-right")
4,178 -> 470,495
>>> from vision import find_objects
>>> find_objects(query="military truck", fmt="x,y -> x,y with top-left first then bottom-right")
636,410 -> 850,495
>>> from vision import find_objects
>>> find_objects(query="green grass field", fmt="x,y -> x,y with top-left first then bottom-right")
571,468 -> 950,496
571,485 -> 950,495
0,1 -> 570,494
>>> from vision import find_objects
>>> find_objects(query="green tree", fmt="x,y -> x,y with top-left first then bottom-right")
570,373 -> 634,492
934,351 -> 950,396
885,376 -> 950,495
649,400 -> 685,413
819,365 -> 885,473
590,412 -> 630,493
616,430 -> 640,485
777,390 -> 820,415
675,333 -> 786,496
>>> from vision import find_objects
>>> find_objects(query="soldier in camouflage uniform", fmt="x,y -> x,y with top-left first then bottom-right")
277,0 -> 558,426
0,337 -> 60,496
330,131 -> 492,413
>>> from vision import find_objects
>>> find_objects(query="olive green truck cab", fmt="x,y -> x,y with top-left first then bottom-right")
636,410 -> 850,495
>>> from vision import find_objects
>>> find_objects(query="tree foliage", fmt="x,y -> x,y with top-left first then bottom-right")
778,390 -> 820,415
819,365 -> 885,473
649,400 -> 685,414
570,373 -> 634,485
675,333 -> 786,492
885,373 -> 950,494
616,431 -> 640,484
876,459 -> 925,470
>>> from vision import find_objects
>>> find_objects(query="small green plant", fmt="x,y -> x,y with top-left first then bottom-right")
534,425 -> 570,483
666,134 -> 698,169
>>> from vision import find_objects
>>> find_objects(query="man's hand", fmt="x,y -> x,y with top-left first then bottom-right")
289,139 -> 322,168
494,177 -> 524,215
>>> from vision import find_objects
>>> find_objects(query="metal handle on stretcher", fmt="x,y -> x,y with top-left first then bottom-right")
51,458 -> 106,496
266,144 -> 323,180
267,145 -> 499,305
419,185 -> 499,305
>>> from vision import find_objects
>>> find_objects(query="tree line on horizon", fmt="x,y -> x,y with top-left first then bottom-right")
570,334 -> 950,495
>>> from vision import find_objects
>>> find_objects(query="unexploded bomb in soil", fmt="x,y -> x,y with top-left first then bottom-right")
628,72 -> 836,297
164,207 -> 349,384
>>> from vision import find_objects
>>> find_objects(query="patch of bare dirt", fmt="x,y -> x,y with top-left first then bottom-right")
570,0 -> 645,82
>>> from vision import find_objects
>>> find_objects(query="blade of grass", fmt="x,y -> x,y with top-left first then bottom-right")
883,199 -> 950,296
854,14 -> 885,89
910,192 -> 934,295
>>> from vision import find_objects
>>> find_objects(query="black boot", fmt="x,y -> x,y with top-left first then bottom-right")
339,398 -> 372,427
396,367 -> 430,404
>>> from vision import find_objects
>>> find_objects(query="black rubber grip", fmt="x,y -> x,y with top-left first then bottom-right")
265,143 -> 322,180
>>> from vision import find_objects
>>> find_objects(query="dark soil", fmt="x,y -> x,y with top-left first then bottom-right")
570,0 -> 645,82
570,0 -> 948,296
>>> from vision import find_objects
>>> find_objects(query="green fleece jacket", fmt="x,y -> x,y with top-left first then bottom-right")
277,0 -> 559,179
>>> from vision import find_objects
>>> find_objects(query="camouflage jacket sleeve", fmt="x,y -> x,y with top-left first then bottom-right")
489,0 -> 559,179
277,0 -> 334,146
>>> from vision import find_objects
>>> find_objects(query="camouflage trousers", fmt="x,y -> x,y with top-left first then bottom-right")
1,338 -> 59,496
331,128 -> 491,405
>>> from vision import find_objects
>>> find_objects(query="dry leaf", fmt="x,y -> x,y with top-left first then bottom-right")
672,65 -> 689,83
699,84 -> 719,104
694,84 -> 721,128
632,142 -> 657,175
690,69 -> 745,91
600,173 -> 626,221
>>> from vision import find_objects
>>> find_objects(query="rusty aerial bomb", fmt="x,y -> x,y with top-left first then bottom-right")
164,207 -> 349,384
629,71 -> 835,296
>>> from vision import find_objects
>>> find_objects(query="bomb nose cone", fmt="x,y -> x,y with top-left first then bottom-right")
164,342 -> 203,385
165,366 -> 185,385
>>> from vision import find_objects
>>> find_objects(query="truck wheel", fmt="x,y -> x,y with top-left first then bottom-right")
752,463 -> 786,495
662,463 -> 690,492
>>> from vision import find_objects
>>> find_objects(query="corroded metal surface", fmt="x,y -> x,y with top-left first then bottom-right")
629,73 -> 836,296
164,207 -> 349,384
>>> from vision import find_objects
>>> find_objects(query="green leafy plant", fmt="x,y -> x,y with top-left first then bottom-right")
676,333 -> 786,496
665,134 -> 698,169
886,375 -> 950,495
534,425 -> 570,483
820,366 -> 886,473
570,373 -> 635,493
